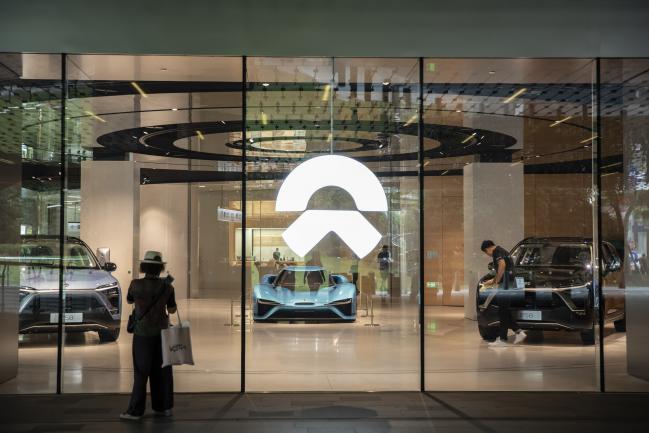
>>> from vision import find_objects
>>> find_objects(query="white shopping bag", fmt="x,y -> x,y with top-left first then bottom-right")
161,312 -> 194,367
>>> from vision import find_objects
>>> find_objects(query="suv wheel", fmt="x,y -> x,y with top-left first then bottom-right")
580,328 -> 595,345
478,324 -> 498,342
98,328 -> 120,343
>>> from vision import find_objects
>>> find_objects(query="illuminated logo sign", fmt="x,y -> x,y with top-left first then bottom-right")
276,155 -> 387,258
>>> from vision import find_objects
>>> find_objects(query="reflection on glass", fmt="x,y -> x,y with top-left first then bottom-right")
0,53 -> 62,394
246,57 -> 420,391
601,58 -> 649,391
424,58 -> 600,391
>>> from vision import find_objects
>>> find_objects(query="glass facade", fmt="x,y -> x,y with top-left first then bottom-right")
0,54 -> 647,393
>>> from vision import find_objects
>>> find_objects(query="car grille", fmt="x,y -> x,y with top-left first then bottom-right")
26,293 -> 103,313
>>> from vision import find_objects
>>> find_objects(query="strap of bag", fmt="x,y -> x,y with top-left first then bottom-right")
135,279 -> 168,322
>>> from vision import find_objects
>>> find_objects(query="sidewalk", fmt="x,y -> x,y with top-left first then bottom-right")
2,391 -> 648,432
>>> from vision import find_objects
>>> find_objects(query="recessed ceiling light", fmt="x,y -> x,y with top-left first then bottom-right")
488,70 -> 496,75
382,80 -> 390,86
456,109 -> 462,113
262,82 -> 270,87
171,108 -> 178,111
199,185 -> 206,188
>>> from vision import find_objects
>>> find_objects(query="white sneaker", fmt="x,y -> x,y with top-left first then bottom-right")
513,331 -> 527,344
488,339 -> 509,347
119,412 -> 141,421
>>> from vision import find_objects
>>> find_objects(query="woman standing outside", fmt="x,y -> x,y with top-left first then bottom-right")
121,251 -> 176,420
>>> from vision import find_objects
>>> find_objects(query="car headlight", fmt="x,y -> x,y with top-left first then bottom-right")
96,284 -> 119,297
328,298 -> 352,306
257,298 -> 280,306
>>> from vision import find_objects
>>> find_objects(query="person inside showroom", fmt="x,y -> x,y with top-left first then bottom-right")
480,240 -> 526,346
121,251 -> 177,421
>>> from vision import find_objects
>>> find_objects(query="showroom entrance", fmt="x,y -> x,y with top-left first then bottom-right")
1,54 -> 648,393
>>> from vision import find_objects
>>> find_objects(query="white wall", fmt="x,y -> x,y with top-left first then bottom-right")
80,161 -> 140,296
139,184 -> 189,299
463,162 -> 524,319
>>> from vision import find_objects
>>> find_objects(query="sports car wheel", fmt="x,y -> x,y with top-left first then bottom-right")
580,328 -> 595,345
98,328 -> 120,343
478,324 -> 498,342
614,316 -> 626,332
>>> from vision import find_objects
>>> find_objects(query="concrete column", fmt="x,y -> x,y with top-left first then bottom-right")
80,161 -> 140,299
463,162 -> 524,320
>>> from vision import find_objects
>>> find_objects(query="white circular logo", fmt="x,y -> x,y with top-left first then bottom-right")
275,155 -> 387,258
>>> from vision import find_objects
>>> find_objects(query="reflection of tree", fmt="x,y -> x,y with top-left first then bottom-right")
621,117 -> 649,277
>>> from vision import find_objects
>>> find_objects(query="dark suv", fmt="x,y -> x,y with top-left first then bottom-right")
17,236 -> 122,342
476,237 -> 625,345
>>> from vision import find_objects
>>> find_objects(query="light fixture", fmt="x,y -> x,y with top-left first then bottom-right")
261,111 -> 268,126
171,108 -> 178,111
196,130 -> 205,140
503,88 -> 527,104
321,84 -> 331,102
549,116 -> 572,127
199,185 -> 206,188
461,132 -> 477,144
262,82 -> 270,87
580,135 -> 598,144
382,80 -> 390,86
160,67 -> 167,71
84,110 -> 106,123
488,70 -> 496,75
130,82 -> 148,98
455,109 -> 462,113
403,113 -> 418,127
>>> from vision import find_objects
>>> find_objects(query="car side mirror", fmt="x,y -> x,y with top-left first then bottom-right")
104,262 -> 117,272
96,247 -> 110,267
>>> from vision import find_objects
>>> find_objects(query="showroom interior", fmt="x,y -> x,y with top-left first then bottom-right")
0,52 -> 648,394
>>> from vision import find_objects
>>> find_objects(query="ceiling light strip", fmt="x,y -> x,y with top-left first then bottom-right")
549,116 -> 573,127
130,82 -> 148,98
503,87 -> 527,104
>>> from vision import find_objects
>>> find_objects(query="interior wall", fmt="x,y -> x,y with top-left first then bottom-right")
139,184 -> 189,299
80,161 -> 140,299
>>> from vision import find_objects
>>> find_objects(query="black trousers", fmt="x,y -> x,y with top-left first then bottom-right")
497,292 -> 520,340
127,334 -> 173,416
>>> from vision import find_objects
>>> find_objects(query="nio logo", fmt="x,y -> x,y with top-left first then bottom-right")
276,155 -> 387,258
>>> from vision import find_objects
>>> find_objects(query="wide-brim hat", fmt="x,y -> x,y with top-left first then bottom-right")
141,250 -> 166,264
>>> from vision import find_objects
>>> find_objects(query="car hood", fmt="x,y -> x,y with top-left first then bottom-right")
20,267 -> 119,291
257,284 -> 351,304
513,266 -> 591,288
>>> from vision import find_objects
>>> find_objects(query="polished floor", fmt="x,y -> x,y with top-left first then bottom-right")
1,299 -> 648,393
3,391 -> 649,433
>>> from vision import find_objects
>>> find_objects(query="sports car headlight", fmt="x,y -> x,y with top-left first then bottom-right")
328,298 -> 352,306
258,299 -> 280,306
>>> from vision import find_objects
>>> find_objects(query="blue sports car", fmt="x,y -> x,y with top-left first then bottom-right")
253,266 -> 357,322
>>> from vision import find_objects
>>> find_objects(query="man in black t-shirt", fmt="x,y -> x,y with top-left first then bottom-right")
377,245 -> 391,295
481,240 -> 526,346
